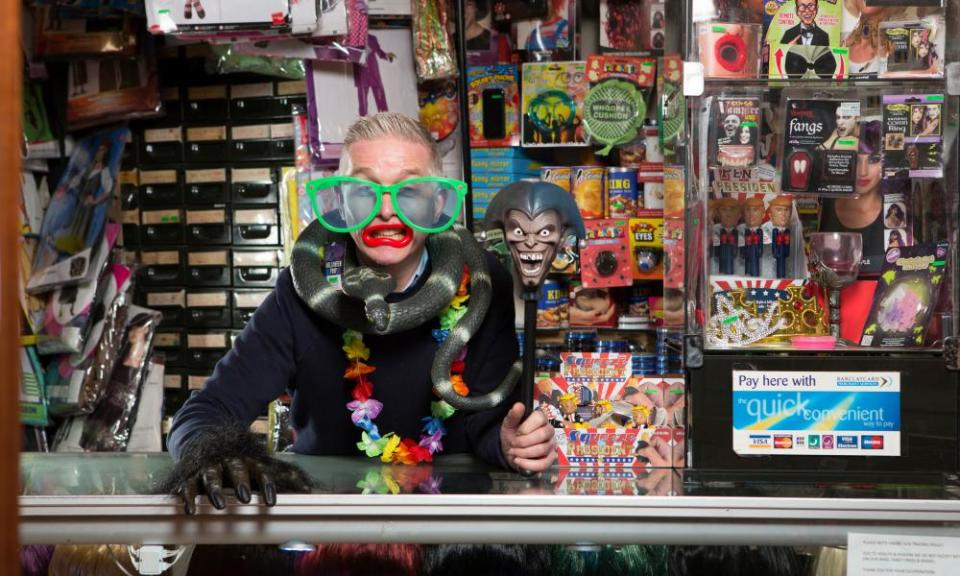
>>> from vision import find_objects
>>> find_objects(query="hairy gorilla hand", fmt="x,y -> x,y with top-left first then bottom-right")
157,422 -> 313,514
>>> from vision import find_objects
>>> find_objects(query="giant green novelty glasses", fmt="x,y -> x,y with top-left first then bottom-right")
306,176 -> 468,234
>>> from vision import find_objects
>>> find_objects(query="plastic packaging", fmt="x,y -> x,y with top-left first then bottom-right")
37,223 -> 120,356
45,265 -> 134,415
66,53 -> 163,130
209,44 -> 306,80
411,0 -> 458,81
145,0 -> 293,36
28,127 -> 129,293
79,304 -> 162,451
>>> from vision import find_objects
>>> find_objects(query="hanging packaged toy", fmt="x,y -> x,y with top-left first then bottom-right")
145,0 -> 294,36
581,219 -> 633,289
698,22 -> 762,79
467,65 -> 520,147
860,242 -> 949,348
880,15 -> 945,79
37,224 -> 120,355
67,53 -> 163,130
521,61 -> 588,147
78,304 -> 162,451
711,96 -> 761,169
583,55 -> 656,156
412,0 -> 458,81
780,96 -> 860,196
29,127 -> 129,293
882,94 -> 943,179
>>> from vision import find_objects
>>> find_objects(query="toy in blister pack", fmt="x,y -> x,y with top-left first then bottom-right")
466,65 -> 519,147
698,22 -> 762,79
880,15 -> 945,78
581,219 -> 633,288
712,97 -> 761,169
629,218 -> 663,281
780,97 -> 860,196
583,55 -> 656,155
882,94 -> 943,179
860,242 -> 949,348
29,128 -> 129,293
521,61 -> 588,147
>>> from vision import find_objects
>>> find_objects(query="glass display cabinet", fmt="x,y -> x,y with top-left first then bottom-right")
680,0 -> 960,472
18,453 -> 960,545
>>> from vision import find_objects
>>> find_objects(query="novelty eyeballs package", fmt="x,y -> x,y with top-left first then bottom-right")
860,242 -> 949,348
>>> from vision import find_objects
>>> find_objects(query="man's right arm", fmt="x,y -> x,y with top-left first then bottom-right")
167,270 -> 302,460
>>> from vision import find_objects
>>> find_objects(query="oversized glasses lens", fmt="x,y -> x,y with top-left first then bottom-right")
312,180 -> 378,231
395,180 -> 460,231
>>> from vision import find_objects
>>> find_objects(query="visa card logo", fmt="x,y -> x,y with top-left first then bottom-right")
774,435 -> 793,449
807,435 -> 820,449
837,435 -> 859,449
862,435 -> 884,450
749,435 -> 771,448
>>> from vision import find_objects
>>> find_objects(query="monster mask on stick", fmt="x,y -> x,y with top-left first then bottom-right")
483,181 -> 586,292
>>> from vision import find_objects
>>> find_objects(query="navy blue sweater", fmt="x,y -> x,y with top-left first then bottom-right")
167,251 -> 519,468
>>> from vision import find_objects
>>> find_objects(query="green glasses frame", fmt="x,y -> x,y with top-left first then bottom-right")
305,176 -> 469,234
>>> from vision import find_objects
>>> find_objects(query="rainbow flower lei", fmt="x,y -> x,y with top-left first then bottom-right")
343,270 -> 471,464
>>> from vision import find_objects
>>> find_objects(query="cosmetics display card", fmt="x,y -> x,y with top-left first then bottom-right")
781,97 -> 860,196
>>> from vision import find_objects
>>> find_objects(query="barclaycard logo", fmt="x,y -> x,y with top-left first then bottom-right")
862,435 -> 884,450
836,375 -> 890,388
774,435 -> 793,449
837,435 -> 859,449
822,435 -> 835,449
807,435 -> 820,449
749,435 -> 771,448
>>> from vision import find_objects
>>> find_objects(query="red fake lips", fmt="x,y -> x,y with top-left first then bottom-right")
361,223 -> 413,248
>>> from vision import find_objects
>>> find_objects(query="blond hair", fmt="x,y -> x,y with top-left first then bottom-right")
338,112 -> 441,175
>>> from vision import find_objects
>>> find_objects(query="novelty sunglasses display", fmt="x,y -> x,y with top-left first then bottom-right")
306,176 -> 468,234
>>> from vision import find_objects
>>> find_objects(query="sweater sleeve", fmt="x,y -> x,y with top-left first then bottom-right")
166,270 -> 300,460
463,253 -> 520,469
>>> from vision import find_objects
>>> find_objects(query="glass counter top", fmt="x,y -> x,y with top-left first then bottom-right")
19,453 -> 960,546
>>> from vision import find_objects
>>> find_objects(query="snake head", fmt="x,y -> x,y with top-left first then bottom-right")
366,301 -> 390,333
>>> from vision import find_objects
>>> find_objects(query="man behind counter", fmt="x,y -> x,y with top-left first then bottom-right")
166,113 -> 556,513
